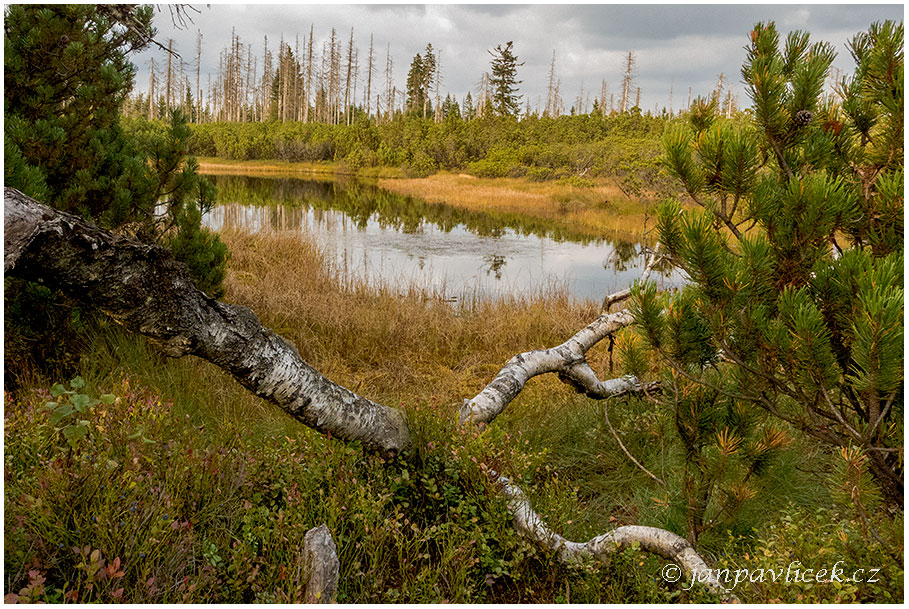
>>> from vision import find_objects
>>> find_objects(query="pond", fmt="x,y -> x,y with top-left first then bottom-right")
201,174 -> 681,304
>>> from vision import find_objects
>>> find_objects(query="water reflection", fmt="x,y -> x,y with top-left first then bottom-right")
605,240 -> 641,273
203,174 -> 683,303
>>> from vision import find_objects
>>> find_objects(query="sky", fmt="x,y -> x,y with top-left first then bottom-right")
132,2 -> 905,115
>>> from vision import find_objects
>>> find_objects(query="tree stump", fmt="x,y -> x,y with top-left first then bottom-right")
303,524 -> 339,603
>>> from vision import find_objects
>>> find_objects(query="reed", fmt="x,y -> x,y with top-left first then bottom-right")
217,229 -> 609,408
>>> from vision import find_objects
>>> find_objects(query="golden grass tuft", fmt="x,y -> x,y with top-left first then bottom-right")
377,172 -> 658,242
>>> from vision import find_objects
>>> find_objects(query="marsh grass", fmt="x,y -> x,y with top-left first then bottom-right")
198,157 -> 407,180
378,172 -> 658,242
5,228 -> 902,603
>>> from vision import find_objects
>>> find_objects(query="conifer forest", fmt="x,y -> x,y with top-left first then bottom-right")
4,4 -> 904,603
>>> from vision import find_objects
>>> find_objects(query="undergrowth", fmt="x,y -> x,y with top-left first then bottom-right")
5,229 -> 903,603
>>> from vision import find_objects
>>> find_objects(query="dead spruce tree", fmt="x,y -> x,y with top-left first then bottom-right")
4,187 -> 730,598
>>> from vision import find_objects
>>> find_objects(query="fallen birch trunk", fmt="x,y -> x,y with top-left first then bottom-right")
4,188 -> 410,456
5,188 -> 728,598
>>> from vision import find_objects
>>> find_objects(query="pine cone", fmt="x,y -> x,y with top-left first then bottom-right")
794,110 -> 813,127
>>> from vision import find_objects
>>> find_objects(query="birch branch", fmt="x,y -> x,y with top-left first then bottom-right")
497,472 -> 734,600
460,246 -> 663,426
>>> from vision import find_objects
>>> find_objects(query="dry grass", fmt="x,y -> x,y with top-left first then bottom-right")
197,157 -> 405,180
218,229 -> 615,416
378,172 -> 657,242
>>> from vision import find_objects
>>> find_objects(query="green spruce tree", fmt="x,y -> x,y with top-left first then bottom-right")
488,41 -> 524,117
5,5 -> 228,381
405,53 -> 426,116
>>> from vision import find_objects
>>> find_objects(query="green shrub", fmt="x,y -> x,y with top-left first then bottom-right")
526,166 -> 555,182
711,506 -> 903,603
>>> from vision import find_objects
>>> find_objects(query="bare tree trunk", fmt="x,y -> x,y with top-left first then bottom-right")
434,50 -> 442,123
344,28 -> 354,126
599,79 -> 608,117
295,34 -> 301,122
280,35 -> 288,122
328,29 -> 338,124
620,51 -> 634,113
196,31 -> 203,123
365,33 -> 374,119
166,38 -> 173,113
244,45 -> 252,123
545,50 -> 556,117
178,56 -> 185,113
555,78 -> 562,116
352,48 -> 359,124
384,43 -> 393,123
148,57 -> 156,119
304,26 -> 313,123
713,72 -> 724,106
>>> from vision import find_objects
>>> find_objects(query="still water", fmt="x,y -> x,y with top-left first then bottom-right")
202,175 -> 680,303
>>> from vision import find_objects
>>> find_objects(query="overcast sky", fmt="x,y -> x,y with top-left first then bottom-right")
132,2 -> 904,115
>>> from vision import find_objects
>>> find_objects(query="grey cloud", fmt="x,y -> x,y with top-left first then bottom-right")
132,4 -> 903,116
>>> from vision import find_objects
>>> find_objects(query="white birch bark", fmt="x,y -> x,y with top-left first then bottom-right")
497,473 -> 734,599
460,246 -> 661,425
4,188 -> 410,455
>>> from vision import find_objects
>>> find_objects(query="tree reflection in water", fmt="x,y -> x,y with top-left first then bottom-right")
483,254 -> 507,279
202,174 -> 684,302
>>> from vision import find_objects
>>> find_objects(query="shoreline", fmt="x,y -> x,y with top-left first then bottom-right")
197,157 -> 659,242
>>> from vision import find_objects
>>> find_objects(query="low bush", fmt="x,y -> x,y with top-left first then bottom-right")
4,376 -> 683,603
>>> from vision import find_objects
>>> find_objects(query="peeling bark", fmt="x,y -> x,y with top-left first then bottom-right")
4,188 -> 410,455
497,472 -> 735,600
303,524 -> 340,603
460,247 -> 662,426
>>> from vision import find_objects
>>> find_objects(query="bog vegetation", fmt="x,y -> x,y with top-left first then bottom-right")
4,4 -> 904,604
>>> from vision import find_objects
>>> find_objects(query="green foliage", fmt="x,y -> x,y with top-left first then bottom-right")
165,193 -> 229,298
4,376 -> 678,603
187,111 -> 670,188
637,21 -> 904,509
488,41 -> 524,117
5,6 -> 229,382
712,504 -> 903,603
4,4 -> 155,220
44,377 -> 116,449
